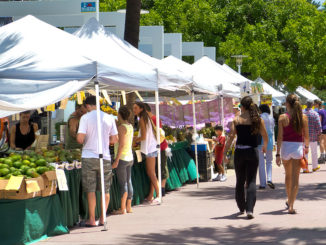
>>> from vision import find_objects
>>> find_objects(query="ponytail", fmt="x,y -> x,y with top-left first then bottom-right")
240,96 -> 261,134
286,94 -> 303,134
248,103 -> 261,134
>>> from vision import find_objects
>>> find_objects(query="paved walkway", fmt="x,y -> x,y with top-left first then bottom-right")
40,160 -> 326,245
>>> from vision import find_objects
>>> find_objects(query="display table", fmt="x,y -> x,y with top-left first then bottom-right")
0,195 -> 69,245
59,141 -> 197,225
0,142 -> 196,245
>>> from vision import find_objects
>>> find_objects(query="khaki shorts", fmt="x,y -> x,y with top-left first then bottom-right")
156,150 -> 169,180
82,158 -> 112,193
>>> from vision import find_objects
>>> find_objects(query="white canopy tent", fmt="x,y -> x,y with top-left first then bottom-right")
0,16 -> 173,229
0,15 -> 97,117
221,64 -> 251,85
296,86 -> 320,102
192,57 -> 241,98
255,77 -> 286,106
162,55 -> 241,186
74,18 -> 192,92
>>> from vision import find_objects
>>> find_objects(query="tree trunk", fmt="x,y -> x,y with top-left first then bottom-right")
124,0 -> 141,48
124,0 -> 141,124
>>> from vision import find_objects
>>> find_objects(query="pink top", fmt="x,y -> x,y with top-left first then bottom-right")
283,113 -> 303,142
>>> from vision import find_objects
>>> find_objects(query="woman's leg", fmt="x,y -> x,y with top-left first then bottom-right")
258,145 -> 266,187
234,149 -> 246,212
288,159 -> 301,212
146,156 -> 159,201
282,159 -> 292,206
245,148 -> 259,213
126,162 -> 134,212
116,161 -> 128,213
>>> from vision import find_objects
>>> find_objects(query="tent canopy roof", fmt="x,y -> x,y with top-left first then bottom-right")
296,86 -> 320,101
0,15 -> 96,117
192,57 -> 240,97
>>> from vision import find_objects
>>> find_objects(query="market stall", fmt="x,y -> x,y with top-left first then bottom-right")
0,15 -> 196,244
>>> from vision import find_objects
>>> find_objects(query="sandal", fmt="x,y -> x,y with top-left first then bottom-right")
112,209 -> 126,215
288,209 -> 297,214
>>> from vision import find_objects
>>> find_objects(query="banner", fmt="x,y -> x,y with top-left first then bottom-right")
260,94 -> 272,106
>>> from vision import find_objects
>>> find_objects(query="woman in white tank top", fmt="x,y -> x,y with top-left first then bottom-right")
133,102 -> 160,205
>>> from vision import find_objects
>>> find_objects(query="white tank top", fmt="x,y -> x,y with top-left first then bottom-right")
140,119 -> 157,155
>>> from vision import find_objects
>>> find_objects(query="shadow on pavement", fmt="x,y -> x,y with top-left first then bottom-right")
122,225 -> 326,245
181,182 -> 326,202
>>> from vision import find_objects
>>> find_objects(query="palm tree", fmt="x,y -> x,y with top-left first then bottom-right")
124,0 -> 142,122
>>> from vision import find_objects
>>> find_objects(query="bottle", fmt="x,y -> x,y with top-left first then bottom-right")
52,134 -> 57,144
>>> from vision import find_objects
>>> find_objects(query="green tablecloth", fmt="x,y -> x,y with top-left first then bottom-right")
0,195 -> 68,245
60,141 -> 198,224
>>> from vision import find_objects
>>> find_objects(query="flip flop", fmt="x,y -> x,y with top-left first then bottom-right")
85,224 -> 97,227
285,201 -> 289,209
98,223 -> 104,226
288,209 -> 297,214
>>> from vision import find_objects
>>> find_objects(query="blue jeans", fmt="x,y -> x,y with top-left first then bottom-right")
258,146 -> 273,187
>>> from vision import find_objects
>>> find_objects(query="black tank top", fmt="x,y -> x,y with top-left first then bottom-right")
15,122 -> 35,150
236,124 -> 261,148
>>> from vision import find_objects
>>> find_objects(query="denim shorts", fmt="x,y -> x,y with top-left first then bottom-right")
146,151 -> 158,158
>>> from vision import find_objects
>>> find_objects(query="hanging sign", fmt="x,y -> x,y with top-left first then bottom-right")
59,98 -> 68,109
134,91 -> 144,102
102,90 -> 112,105
81,2 -> 96,12
260,94 -> 272,106
121,91 -> 126,105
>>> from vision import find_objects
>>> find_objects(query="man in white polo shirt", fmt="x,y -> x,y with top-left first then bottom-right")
77,95 -> 118,227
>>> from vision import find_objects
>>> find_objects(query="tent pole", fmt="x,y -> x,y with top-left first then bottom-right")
94,79 -> 108,231
192,91 -> 199,188
155,90 -> 162,203
220,94 -> 226,173
96,0 -> 99,21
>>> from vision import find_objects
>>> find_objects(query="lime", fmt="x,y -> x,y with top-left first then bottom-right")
0,168 -> 10,177
29,163 -> 37,168
0,158 -> 5,163
36,159 -> 46,166
13,161 -> 22,169
20,165 -> 30,174
3,158 -> 12,166
22,160 -> 31,166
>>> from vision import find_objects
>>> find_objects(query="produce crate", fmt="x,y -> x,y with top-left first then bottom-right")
0,170 -> 57,199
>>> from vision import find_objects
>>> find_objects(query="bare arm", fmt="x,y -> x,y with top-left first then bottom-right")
135,118 -> 146,143
260,120 -> 268,152
10,125 -> 16,149
68,118 -> 78,139
113,125 -> 127,167
303,115 -> 309,150
224,120 -> 237,155
76,133 -> 86,145
110,135 -> 118,145
276,114 -> 285,156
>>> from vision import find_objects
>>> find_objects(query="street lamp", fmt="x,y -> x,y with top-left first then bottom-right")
231,55 -> 248,74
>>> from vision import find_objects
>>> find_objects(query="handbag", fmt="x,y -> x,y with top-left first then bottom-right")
149,118 -> 165,144
300,129 -> 309,170
300,155 -> 308,169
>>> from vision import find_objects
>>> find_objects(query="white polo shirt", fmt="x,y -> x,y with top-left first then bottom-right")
78,110 -> 118,161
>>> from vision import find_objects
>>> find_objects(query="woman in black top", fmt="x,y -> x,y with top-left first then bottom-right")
224,96 -> 268,219
10,111 -> 38,150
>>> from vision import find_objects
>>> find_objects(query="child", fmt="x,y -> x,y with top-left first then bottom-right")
213,125 -> 227,182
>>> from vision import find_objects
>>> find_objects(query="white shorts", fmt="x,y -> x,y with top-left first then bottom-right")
281,142 -> 303,160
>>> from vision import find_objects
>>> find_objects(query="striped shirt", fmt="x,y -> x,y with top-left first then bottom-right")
304,108 -> 322,142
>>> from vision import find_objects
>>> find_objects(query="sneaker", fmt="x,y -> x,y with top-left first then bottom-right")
313,165 -> 321,172
259,186 -> 266,189
213,174 -> 221,181
318,156 -> 325,164
247,212 -> 254,219
267,181 -> 275,189
220,175 -> 227,182
302,169 -> 310,173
